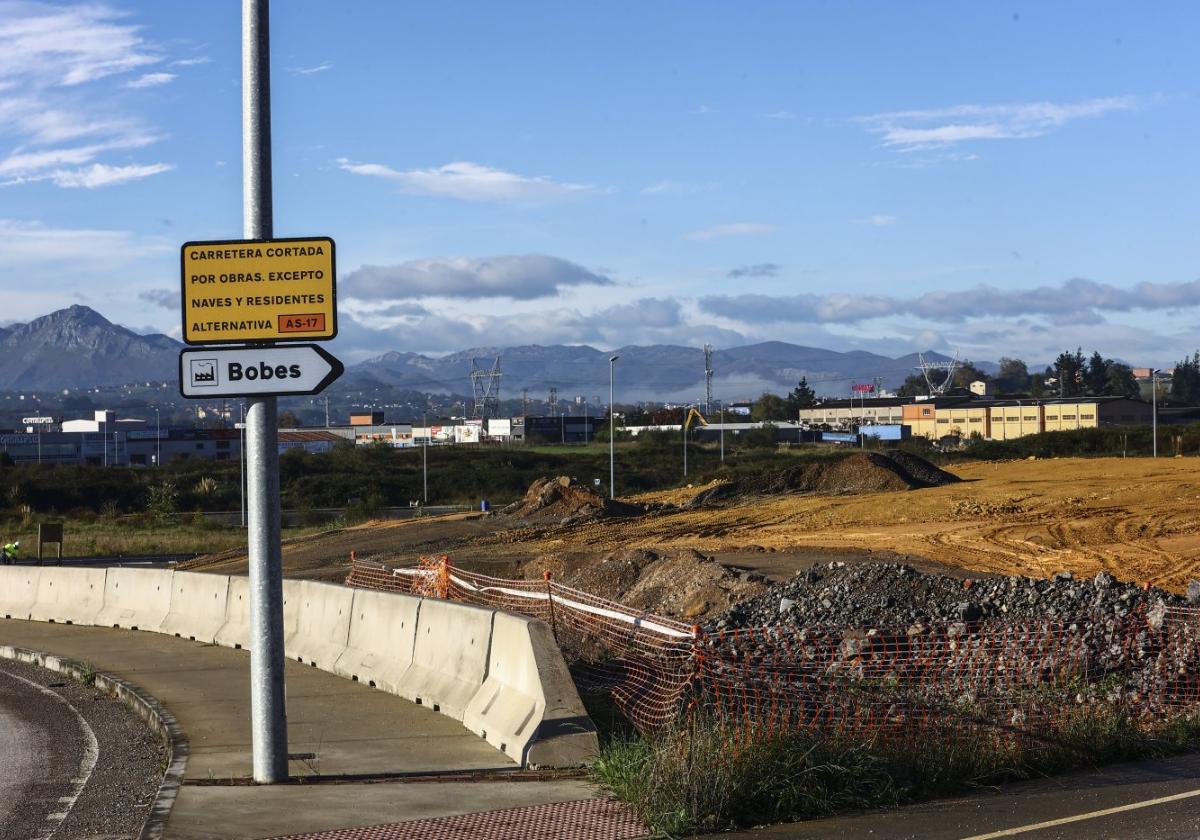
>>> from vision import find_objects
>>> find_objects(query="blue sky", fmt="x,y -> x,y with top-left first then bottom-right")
1,1 -> 1198,367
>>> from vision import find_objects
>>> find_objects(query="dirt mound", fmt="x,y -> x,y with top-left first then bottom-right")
502,475 -> 644,524
879,450 -> 961,487
689,451 -> 959,507
522,547 -> 769,622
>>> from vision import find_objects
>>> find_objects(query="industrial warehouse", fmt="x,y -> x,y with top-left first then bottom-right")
0,389 -> 1159,467
798,393 -> 1153,441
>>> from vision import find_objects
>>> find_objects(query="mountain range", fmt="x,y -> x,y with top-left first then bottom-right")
0,306 -> 976,399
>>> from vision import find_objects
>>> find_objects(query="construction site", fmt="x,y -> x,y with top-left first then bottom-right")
184,453 -> 1200,600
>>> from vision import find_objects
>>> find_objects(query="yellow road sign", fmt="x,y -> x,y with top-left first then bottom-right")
181,237 -> 336,344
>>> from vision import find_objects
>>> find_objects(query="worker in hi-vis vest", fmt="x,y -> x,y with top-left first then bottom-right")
1,540 -> 18,565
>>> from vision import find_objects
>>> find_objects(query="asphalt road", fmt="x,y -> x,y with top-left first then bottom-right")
0,662 -> 95,840
0,659 -> 164,840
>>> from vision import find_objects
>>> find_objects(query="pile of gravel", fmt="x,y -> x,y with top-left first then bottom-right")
704,564 -> 1200,721
713,562 -> 1184,631
688,452 -> 959,508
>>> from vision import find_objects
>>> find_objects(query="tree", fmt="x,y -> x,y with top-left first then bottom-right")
751,393 -> 791,421
1105,362 -> 1140,399
950,360 -> 990,390
1172,352 -> 1200,403
1029,371 -> 1049,397
897,373 -> 931,397
278,410 -> 302,428
1083,352 -> 1110,396
785,377 -> 816,411
994,357 -> 1031,394
1051,349 -> 1086,397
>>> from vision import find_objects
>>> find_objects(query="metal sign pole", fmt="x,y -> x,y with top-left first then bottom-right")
243,0 -> 288,784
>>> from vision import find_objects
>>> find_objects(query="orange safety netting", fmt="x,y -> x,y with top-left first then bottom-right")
345,556 -> 1200,740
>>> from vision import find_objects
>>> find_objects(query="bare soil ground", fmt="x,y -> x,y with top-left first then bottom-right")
183,456 -> 1200,605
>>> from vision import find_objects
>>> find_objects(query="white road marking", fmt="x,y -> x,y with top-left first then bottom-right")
960,787 -> 1200,839
3,670 -> 100,840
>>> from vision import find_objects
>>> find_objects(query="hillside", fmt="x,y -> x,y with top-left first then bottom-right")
0,306 -> 180,389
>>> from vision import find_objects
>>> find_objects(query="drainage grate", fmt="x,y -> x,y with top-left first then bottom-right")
266,798 -> 648,840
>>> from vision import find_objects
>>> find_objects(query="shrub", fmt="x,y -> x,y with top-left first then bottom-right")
145,480 -> 179,524
594,705 -> 1200,836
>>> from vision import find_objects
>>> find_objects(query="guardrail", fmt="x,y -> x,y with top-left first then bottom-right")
0,566 -> 597,768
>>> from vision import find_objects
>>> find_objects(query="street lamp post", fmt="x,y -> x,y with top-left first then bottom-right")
719,400 -> 725,464
609,355 -> 618,499
239,402 -> 246,528
1151,369 -> 1159,458
154,407 -> 161,468
683,405 -> 689,478
422,412 -> 428,504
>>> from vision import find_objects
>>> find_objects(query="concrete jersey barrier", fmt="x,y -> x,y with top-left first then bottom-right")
0,566 -> 599,768
464,610 -> 599,767
333,587 -> 420,692
284,580 -> 353,669
0,567 -> 40,620
94,568 -> 174,631
30,567 -> 108,625
214,576 -> 252,648
159,573 -> 231,642
402,596 -> 494,720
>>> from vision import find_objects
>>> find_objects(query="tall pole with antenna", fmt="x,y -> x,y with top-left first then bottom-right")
703,344 -> 714,415
609,355 -> 618,499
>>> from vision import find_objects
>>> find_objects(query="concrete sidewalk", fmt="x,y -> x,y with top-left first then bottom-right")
0,619 -> 603,839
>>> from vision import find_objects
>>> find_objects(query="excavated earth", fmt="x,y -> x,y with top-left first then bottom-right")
715,561 -> 1185,630
687,450 -> 959,507
521,547 -> 769,622
185,456 -> 1200,621
501,475 -> 647,524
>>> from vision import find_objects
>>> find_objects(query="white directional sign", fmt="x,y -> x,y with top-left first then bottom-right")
179,344 -> 343,399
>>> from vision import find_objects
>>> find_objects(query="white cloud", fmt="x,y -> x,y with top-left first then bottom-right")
765,110 -> 797,120
343,254 -> 612,301
858,96 -> 1138,152
343,296 -> 746,358
727,263 -> 781,279
337,158 -> 593,203
684,223 -> 775,241
692,104 -> 717,115
0,2 -> 161,86
640,179 -> 715,196
125,71 -> 175,88
51,162 -> 172,188
290,62 -> 333,75
0,219 -> 169,263
0,2 -> 175,188
699,276 -> 1200,325
856,214 -> 896,227
0,132 -> 158,180
171,56 -> 210,67
138,288 -> 179,309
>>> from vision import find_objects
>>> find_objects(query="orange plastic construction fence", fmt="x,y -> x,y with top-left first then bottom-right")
346,557 -> 1200,741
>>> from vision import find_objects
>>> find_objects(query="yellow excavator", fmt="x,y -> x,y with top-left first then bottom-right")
683,407 -> 709,431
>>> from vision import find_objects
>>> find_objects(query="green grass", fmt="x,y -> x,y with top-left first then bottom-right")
0,515 -> 325,558
593,706 -> 1200,837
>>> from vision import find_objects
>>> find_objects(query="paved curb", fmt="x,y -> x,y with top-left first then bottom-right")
0,643 -> 189,840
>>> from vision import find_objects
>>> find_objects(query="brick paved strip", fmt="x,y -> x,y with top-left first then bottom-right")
266,797 -> 648,840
